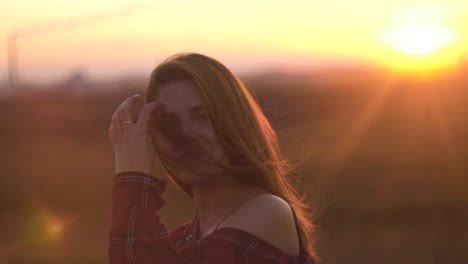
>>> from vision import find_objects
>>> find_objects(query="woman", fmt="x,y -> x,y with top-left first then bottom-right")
107,53 -> 318,263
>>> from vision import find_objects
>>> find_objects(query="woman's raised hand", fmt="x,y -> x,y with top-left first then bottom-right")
108,94 -> 161,175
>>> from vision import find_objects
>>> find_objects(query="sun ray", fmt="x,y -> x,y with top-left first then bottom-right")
394,85 -> 429,167
319,72 -> 401,179
424,82 -> 465,188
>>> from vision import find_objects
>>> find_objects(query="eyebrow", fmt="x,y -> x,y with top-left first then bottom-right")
160,104 -> 206,114
190,105 -> 206,112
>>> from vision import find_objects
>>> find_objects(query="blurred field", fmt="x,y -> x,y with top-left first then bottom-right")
0,69 -> 467,264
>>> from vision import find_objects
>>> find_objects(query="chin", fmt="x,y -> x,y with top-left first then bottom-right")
170,170 -> 206,184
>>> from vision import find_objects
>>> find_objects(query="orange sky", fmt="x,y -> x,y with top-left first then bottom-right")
1,0 -> 468,82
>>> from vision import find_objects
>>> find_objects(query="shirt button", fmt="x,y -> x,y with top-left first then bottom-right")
185,233 -> 193,241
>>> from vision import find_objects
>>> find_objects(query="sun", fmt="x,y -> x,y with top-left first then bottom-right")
377,7 -> 459,72
380,23 -> 457,56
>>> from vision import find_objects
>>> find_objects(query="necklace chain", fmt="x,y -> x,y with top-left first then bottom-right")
185,193 -> 304,256
194,193 -> 269,239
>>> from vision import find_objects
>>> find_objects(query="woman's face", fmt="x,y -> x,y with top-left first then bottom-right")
152,80 -> 225,183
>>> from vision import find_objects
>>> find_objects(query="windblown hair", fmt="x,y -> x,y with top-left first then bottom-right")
144,53 -> 318,260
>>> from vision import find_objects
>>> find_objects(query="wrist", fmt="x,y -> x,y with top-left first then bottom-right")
115,165 -> 151,175
114,159 -> 152,175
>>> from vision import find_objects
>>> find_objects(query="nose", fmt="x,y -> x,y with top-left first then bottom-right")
179,117 -> 195,137
170,117 -> 199,148
168,126 -> 199,160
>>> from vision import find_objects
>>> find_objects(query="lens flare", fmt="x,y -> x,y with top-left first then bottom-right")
21,201 -> 81,247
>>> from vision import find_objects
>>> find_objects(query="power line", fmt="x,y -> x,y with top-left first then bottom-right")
6,2 -> 148,90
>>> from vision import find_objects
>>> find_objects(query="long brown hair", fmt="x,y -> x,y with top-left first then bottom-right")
144,52 -> 318,260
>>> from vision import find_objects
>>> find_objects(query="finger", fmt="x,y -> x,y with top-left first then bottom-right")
118,94 -> 141,123
111,94 -> 137,122
136,101 -> 161,130
108,123 -> 114,135
108,123 -> 117,140
111,102 -> 124,123
111,106 -> 124,132
108,122 -> 121,135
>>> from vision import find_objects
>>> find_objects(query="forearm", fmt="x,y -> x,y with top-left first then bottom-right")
107,171 -> 175,264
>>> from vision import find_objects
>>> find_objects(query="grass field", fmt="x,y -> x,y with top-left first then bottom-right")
0,70 -> 467,263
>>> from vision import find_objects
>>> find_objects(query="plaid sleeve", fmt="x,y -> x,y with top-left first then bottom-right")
107,171 -> 314,264
108,171 -> 179,264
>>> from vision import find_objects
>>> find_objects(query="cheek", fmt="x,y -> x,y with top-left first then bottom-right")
196,124 -> 224,157
192,119 -> 216,141
155,134 -> 179,156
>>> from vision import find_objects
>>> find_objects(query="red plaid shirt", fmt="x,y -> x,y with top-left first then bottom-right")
108,171 -> 315,264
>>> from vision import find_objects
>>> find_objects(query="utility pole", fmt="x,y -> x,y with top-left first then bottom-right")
5,2 -> 146,92
7,32 -> 18,90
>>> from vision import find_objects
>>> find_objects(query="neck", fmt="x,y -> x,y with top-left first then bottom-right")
190,176 -> 268,237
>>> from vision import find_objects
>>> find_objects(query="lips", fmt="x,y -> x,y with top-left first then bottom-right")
173,152 -> 197,165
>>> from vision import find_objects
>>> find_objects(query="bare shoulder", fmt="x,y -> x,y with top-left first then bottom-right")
221,194 -> 300,256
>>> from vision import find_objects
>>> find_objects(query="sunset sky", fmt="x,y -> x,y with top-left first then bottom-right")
1,0 -> 468,82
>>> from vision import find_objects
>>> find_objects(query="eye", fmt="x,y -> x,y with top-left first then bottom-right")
154,113 -> 179,127
195,110 -> 209,120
